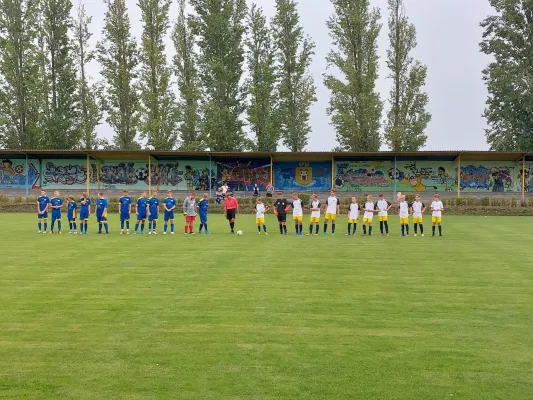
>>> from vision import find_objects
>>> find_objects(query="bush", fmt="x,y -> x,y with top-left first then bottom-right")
299,193 -> 310,205
0,194 -> 9,203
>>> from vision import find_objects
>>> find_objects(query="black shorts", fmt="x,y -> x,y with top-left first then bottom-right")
277,213 -> 287,223
226,209 -> 236,220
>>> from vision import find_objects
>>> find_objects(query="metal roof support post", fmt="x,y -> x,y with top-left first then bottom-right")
457,154 -> 461,199
25,153 -> 29,197
148,154 -> 152,197
39,158 -> 43,190
270,153 -> 274,189
522,156 -> 526,203
86,154 -> 90,195
393,154 -> 397,201
331,154 -> 334,191
208,153 -> 212,197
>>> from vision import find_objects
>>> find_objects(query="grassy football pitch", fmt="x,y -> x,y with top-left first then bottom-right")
1,214 -> 532,399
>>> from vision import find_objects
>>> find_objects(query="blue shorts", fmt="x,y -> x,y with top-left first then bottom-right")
137,214 -> 147,221
79,211 -> 89,220
38,211 -> 48,219
97,216 -> 107,223
164,211 -> 175,221
148,214 -> 158,222
51,211 -> 61,221
199,213 -> 208,223
68,214 -> 75,221
120,212 -> 130,222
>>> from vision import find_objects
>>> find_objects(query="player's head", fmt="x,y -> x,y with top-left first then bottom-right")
257,197 -> 262,204
53,190 -> 59,197
379,194 -> 384,200
40,189 -> 46,195
98,192 -> 104,199
82,192 -> 88,198
277,192 -> 283,199
367,194 -> 372,201
123,189 -> 128,195
401,195 -> 406,201
167,190 -> 172,197
291,192 -> 298,200
191,192 -> 196,199
415,194 -> 421,201
330,189 -> 336,196
202,193 -> 208,200
141,191 -> 146,197
152,191 -> 158,197
312,194 -> 318,200
434,193 -> 440,200
397,191 -> 402,200
68,195 -> 74,201
351,196 -> 356,203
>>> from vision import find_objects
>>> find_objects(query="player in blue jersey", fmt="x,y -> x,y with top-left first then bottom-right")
148,191 -> 160,235
163,190 -> 176,235
49,191 -> 64,234
95,192 -> 109,234
67,196 -> 78,234
119,189 -> 132,235
134,191 -> 148,234
79,192 -> 91,234
37,189 -> 51,234
197,193 -> 210,234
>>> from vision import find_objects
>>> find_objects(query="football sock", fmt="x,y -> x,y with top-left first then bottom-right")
295,223 -> 298,233
406,224 -> 409,235
199,223 -> 204,232
189,225 -> 194,233
353,223 -> 357,234
69,222 -> 72,231
152,221 -> 156,231
323,224 -> 328,233
85,222 -> 88,233
148,222 -> 152,231
279,224 -> 283,234
79,222 -> 84,233
309,224 -> 313,234
73,222 -> 77,230
369,226 -> 372,235
332,223 -> 336,233
230,222 -> 234,232
414,224 -> 418,234
44,222 -> 48,232
432,226 -> 436,235
204,223 -> 208,232
299,224 -> 303,234
263,225 -> 267,232
315,224 -> 319,234
283,225 -> 287,234
384,221 -> 389,234
164,224 -> 168,232
348,223 -> 352,235
140,223 -> 145,233
58,221 -> 61,232
439,225 -> 442,235
363,225 -> 367,234
135,223 -> 140,232
401,225 -> 405,236
258,225 -> 261,232
380,221 -> 384,234
104,222 -> 109,233
51,220 -> 55,232
121,221 -> 124,230
125,221 -> 129,230
420,224 -> 424,234
170,223 -> 174,233
38,222 -> 42,231
98,222 -> 102,233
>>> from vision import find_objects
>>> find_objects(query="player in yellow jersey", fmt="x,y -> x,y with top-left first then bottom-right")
308,194 -> 321,236
431,194 -> 444,236
362,195 -> 375,236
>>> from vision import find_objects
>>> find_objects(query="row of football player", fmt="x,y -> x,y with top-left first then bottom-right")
257,191 -> 444,237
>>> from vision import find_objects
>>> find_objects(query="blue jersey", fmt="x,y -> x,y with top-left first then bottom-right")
80,197 -> 91,213
164,197 -> 176,211
67,201 -> 77,219
198,199 -> 209,214
37,195 -> 50,212
119,196 -> 132,214
50,197 -> 63,213
96,198 -> 108,217
137,197 -> 148,215
148,197 -> 159,215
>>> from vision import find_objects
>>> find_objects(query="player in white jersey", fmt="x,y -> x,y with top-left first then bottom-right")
308,194 -> 321,236
430,193 -> 444,236
323,189 -> 340,236
346,197 -> 359,236
255,198 -> 269,235
376,194 -> 392,236
410,195 -> 426,236
362,195 -> 375,236
398,195 -> 411,236
288,192 -> 304,235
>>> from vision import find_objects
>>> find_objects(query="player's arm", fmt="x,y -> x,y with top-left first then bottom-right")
37,200 -> 41,214
386,201 -> 392,212
336,198 -> 340,215
421,204 -> 426,214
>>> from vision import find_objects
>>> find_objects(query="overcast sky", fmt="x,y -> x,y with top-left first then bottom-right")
83,0 -> 495,151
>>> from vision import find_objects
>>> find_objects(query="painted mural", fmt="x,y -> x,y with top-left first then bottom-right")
334,161 -> 392,192
0,158 -> 40,189
217,160 -> 271,191
41,159 -> 97,189
395,161 -> 457,192
459,163 -> 518,192
274,161 -> 332,191
99,160 -> 216,191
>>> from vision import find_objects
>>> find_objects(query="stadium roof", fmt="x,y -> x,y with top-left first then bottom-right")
0,149 -> 532,161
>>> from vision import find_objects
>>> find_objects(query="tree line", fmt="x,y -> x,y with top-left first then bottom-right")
0,0 -> 432,152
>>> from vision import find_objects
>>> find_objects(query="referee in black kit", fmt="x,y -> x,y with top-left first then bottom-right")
273,192 -> 289,235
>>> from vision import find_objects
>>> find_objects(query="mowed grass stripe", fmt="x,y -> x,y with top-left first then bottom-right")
0,214 -> 532,399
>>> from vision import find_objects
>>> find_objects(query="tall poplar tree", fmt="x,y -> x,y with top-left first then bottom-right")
73,2 -> 101,149
173,0 -> 203,150
245,3 -> 279,152
41,0 -> 81,149
0,0 -> 42,149
480,0 -> 533,151
97,0 -> 140,150
384,0 -> 430,151
272,0 -> 316,152
189,0 -> 248,151
324,0 -> 382,152
138,0 -> 178,150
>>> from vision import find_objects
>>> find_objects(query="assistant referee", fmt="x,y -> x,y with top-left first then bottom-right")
224,192 -> 239,234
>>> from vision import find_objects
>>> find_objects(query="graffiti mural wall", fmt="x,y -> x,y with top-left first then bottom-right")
100,160 -> 216,191
274,161 -> 332,191
395,161 -> 457,192
42,159 -> 97,189
459,163 -> 519,192
217,159 -> 271,191
0,158 -> 40,189
334,160 -> 392,192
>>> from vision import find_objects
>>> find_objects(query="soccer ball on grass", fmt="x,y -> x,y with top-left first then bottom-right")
236,230 -> 243,236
